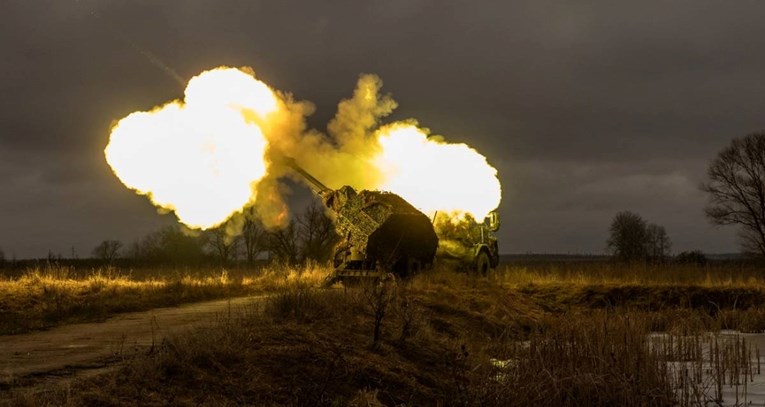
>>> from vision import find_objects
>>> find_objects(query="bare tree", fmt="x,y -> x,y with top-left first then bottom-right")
361,280 -> 395,347
130,226 -> 206,265
92,240 -> 123,262
701,132 -> 765,255
646,224 -> 672,263
607,211 -> 648,262
205,227 -> 241,264
676,250 -> 707,265
268,220 -> 301,265
126,239 -> 143,260
242,209 -> 267,264
298,201 -> 338,263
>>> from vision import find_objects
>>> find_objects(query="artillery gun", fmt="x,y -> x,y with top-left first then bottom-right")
283,158 -> 439,284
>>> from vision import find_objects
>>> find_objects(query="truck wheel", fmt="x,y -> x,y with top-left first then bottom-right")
476,252 -> 491,277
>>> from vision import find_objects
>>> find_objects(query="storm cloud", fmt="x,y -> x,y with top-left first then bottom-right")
2,0 -> 763,257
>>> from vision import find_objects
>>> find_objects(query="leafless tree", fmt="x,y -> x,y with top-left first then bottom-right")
298,201 -> 338,263
268,220 -> 301,264
92,240 -> 123,262
126,239 -> 142,260
701,132 -> 765,255
205,227 -> 241,264
361,280 -> 395,347
646,224 -> 672,263
241,209 -> 267,264
676,250 -> 707,265
607,211 -> 649,262
129,226 -> 206,265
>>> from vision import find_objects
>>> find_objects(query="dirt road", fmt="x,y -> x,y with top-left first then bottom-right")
0,295 -> 264,389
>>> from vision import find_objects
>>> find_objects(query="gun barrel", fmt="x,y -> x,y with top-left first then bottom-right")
282,157 -> 331,194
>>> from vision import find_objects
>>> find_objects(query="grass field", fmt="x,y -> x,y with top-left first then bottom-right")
0,263 -> 327,335
6,261 -> 765,405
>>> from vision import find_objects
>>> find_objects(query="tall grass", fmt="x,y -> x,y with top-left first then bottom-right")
7,260 -> 765,406
11,274 -> 765,406
4,261 -> 765,337
497,262 -> 765,287
0,263 -> 332,335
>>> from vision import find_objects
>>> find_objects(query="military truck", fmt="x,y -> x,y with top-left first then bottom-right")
432,210 -> 500,276
282,157 -> 500,282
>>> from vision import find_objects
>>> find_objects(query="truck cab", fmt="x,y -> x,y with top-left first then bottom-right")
476,210 -> 500,274
433,210 -> 500,275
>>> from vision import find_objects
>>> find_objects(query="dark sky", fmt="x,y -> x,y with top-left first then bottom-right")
2,0 -> 764,258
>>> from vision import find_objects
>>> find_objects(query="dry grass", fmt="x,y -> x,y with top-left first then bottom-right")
7,262 -> 765,405
498,262 -> 765,287
12,272 -> 765,406
0,262 -> 332,335
405,265 -> 765,338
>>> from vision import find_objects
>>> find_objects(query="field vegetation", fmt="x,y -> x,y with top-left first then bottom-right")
0,262 -> 327,335
6,260 -> 765,405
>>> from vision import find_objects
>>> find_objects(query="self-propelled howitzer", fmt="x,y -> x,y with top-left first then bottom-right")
283,158 -> 439,283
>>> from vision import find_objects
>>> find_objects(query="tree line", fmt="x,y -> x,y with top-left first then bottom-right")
606,211 -> 672,263
604,209 -> 707,264
90,201 -> 338,267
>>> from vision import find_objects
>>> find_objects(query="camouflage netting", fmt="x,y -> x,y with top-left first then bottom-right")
322,186 -> 439,270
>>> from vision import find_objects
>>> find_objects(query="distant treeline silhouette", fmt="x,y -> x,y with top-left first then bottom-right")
0,202 -> 338,271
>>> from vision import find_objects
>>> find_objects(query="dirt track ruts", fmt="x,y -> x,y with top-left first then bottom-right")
0,295 -> 264,390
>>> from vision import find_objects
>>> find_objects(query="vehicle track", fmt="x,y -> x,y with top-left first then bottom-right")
0,295 -> 264,394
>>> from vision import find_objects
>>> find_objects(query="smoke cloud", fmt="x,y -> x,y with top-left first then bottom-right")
255,72 -> 501,227
242,73 -> 402,231
106,66 -> 502,236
